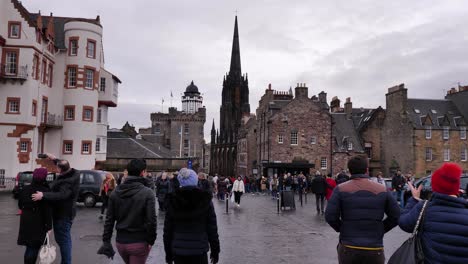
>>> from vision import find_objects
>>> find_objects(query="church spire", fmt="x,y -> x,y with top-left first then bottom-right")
229,16 -> 241,76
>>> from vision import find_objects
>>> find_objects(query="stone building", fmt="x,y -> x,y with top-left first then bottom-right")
382,84 -> 468,177
237,114 -> 257,177
256,83 -> 333,177
210,16 -> 250,177
139,81 -> 206,160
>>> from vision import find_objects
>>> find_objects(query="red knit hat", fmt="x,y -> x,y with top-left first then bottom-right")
33,168 -> 48,183
431,163 -> 462,196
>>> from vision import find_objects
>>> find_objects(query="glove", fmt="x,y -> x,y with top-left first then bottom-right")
97,241 -> 115,259
210,251 -> 219,264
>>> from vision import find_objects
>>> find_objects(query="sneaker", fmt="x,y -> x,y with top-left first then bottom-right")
236,204 -> 240,208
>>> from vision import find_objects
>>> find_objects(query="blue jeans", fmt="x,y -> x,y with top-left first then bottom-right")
24,246 -> 40,264
54,218 -> 73,264
394,190 -> 405,208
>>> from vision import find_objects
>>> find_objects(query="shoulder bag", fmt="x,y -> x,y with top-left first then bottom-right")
387,200 -> 428,264
39,233 -> 56,264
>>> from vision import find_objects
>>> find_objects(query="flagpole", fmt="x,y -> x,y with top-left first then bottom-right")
170,91 -> 173,108
162,98 -> 164,113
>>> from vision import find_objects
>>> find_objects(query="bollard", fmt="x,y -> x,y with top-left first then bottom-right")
225,193 -> 229,214
305,191 -> 308,204
300,191 -> 303,207
277,192 -> 280,214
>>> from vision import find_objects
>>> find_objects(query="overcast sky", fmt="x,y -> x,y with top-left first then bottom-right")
23,0 -> 468,141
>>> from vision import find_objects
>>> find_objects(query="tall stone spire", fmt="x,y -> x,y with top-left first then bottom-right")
229,16 -> 241,76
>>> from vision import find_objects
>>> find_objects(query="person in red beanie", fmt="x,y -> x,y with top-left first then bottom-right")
17,168 -> 52,264
399,163 -> 468,263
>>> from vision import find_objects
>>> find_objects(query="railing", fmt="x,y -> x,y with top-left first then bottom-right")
41,112 -> 63,128
0,64 -> 28,80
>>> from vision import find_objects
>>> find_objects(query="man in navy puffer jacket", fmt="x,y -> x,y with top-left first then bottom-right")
399,163 -> 468,264
325,155 -> 400,264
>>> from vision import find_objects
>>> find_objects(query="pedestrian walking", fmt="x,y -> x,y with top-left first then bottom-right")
391,170 -> 407,208
325,174 -> 336,201
167,172 -> 180,195
217,177 -> 228,201
325,155 -> 400,264
117,169 -> 128,185
164,168 -> 220,264
398,163 -> 468,263
18,168 -> 52,264
32,154 -> 80,264
99,159 -> 157,264
370,171 -> 386,187
198,172 -> 212,194
335,170 -> 350,185
311,171 -> 327,214
271,175 -> 279,199
260,176 -> 268,194
99,172 -> 116,220
156,172 -> 170,211
232,176 -> 245,207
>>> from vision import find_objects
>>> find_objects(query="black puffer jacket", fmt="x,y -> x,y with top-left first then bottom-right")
43,168 -> 80,219
311,175 -> 327,194
164,186 -> 219,259
102,176 -> 157,245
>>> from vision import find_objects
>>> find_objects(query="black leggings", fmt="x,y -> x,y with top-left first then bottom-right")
174,253 -> 208,264
234,191 -> 242,204
315,194 -> 325,212
101,194 -> 109,214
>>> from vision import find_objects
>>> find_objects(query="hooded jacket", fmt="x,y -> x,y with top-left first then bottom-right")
163,186 -> 220,258
43,168 -> 80,219
102,176 -> 157,245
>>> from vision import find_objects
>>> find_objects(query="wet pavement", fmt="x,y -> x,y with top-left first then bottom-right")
0,192 -> 408,263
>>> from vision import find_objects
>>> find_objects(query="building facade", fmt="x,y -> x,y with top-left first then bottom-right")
382,84 -> 468,177
139,81 -> 206,160
0,0 -> 120,178
237,114 -> 256,177
210,16 -> 250,177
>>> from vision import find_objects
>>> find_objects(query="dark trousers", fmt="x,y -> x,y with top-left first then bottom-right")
174,253 -> 208,264
116,242 -> 150,264
53,218 -> 73,264
315,194 -> 325,212
234,191 -> 242,204
101,194 -> 109,214
337,243 -> 385,264
24,246 -> 40,264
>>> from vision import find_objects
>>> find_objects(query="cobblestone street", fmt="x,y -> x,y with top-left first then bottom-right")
0,192 -> 408,263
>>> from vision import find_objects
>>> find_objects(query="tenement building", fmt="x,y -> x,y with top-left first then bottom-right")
236,114 -> 256,177
382,84 -> 468,177
210,16 -> 250,177
139,81 -> 206,160
256,83 -> 333,176
0,0 -> 120,178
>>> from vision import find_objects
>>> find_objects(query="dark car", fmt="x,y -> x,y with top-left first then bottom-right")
404,174 -> 468,202
77,170 -> 107,207
12,171 -> 56,199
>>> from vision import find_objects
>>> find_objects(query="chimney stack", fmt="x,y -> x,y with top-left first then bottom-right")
330,96 -> 341,113
344,97 -> 352,119
295,83 -> 308,99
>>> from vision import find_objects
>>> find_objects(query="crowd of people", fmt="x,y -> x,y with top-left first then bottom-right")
14,152 -> 468,264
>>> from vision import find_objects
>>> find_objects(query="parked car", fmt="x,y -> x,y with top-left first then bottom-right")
77,170 -> 107,207
12,171 -> 56,199
404,174 -> 468,202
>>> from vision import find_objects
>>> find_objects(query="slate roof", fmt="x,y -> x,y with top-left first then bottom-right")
446,90 -> 468,121
332,113 -> 364,153
406,99 -> 466,129
107,130 -> 173,159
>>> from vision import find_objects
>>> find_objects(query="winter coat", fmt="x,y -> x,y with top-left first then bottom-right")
232,180 -> 245,193
43,168 -> 80,220
325,178 -> 336,200
399,193 -> 468,264
168,178 -> 180,194
103,176 -> 157,245
311,176 -> 327,194
198,179 -> 212,194
156,177 -> 170,202
217,180 -> 228,194
17,183 -> 52,247
325,174 -> 400,248
164,186 -> 220,259
391,175 -> 406,191
335,173 -> 350,185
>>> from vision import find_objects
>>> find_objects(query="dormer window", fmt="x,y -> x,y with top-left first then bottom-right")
348,141 -> 353,151
431,109 -> 437,114
8,22 -> 21,39
414,108 -> 420,114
